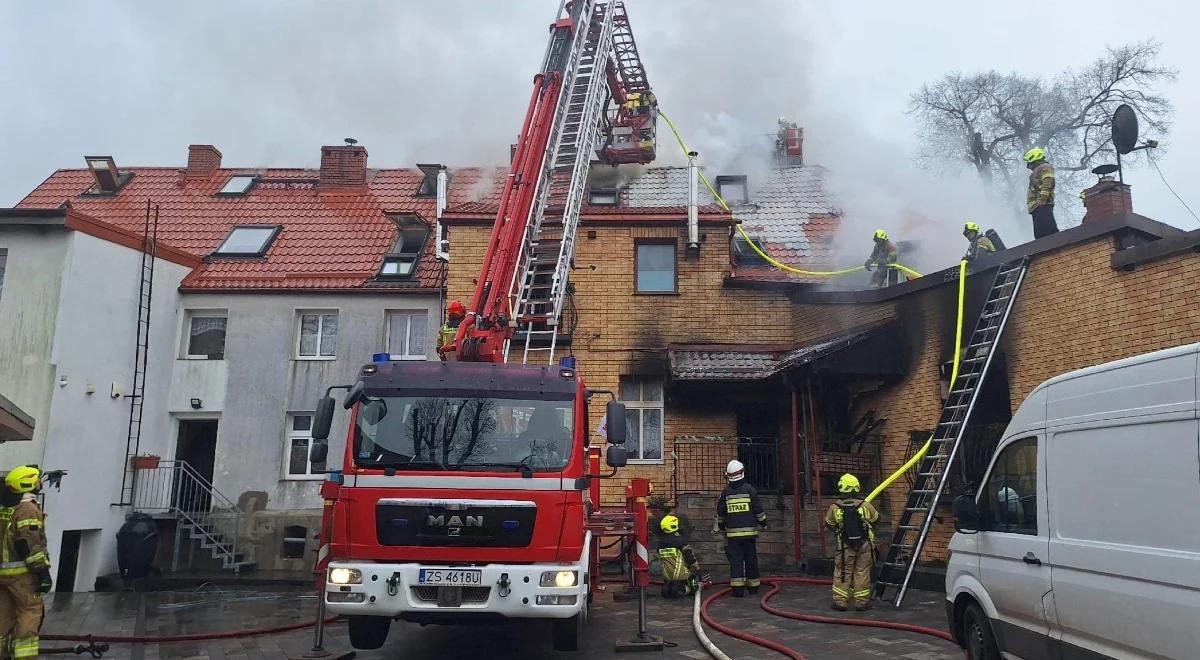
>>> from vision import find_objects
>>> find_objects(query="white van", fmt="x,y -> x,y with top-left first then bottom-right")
945,343 -> 1200,660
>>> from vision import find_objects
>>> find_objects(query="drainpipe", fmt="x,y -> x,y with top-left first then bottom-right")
686,151 -> 700,257
435,166 -> 449,261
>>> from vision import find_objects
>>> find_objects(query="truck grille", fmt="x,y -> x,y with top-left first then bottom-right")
376,500 -> 537,548
411,586 -> 491,604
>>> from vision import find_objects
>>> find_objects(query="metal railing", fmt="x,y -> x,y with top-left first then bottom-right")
673,436 -> 788,497
130,459 -> 246,571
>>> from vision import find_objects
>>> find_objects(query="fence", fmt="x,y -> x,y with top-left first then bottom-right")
673,436 -> 787,497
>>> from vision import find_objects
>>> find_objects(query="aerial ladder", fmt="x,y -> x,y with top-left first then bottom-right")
445,0 -> 656,367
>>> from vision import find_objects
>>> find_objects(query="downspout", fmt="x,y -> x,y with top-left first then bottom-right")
686,150 -> 700,257
435,166 -> 449,261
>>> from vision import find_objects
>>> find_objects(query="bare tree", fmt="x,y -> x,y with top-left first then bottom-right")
911,41 -> 1175,221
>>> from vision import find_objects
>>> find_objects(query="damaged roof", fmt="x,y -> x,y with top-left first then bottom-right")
668,323 -> 892,381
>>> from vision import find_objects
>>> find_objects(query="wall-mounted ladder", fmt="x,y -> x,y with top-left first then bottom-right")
117,201 -> 158,506
874,257 -> 1029,606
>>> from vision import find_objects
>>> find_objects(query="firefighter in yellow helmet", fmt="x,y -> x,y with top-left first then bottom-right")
714,460 -> 767,597
1024,147 -> 1059,239
0,466 -> 51,659
962,221 -> 996,262
655,514 -> 701,597
824,473 -> 879,611
864,230 -> 899,288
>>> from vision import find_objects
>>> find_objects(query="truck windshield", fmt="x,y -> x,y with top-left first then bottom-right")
352,394 -> 575,471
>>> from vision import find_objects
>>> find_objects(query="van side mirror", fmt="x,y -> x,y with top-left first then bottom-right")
605,445 -> 627,468
313,396 -> 336,441
309,441 -> 329,465
953,494 -> 979,534
605,401 -> 628,445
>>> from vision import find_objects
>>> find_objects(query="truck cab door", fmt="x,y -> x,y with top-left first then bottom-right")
976,434 -> 1058,659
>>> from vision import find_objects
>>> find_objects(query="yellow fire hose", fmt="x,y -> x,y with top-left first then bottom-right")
657,110 -> 922,280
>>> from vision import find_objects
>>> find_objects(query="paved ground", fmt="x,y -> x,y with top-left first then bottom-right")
42,583 -> 960,659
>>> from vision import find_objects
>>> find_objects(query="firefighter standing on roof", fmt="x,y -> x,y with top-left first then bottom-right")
714,460 -> 767,597
1024,147 -> 1059,239
825,473 -> 879,611
963,221 -> 996,261
864,230 -> 898,288
0,466 -> 51,659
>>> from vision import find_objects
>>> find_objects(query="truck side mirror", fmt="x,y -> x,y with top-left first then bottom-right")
309,441 -> 329,465
953,494 -> 979,534
313,396 -> 336,441
605,445 -> 627,468
343,381 -> 365,410
605,401 -> 628,445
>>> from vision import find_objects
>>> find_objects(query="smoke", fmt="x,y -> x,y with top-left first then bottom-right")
464,169 -> 501,203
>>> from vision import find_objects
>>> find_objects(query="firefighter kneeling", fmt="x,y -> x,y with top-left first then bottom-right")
0,466 -> 51,658
714,460 -> 767,597
824,473 -> 878,611
655,515 -> 701,598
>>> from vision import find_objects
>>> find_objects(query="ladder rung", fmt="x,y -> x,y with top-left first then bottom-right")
904,506 -> 929,513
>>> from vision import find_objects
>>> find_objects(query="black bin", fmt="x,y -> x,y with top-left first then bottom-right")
117,513 -> 159,579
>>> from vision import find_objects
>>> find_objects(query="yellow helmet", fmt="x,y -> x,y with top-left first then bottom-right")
1023,147 -> 1046,163
5,466 -> 40,494
837,473 -> 861,494
964,221 -> 981,235
873,229 -> 888,241
660,514 -> 681,534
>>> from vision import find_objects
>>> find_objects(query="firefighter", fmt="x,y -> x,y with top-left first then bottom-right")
0,466 -> 51,659
864,229 -> 898,288
1024,147 -> 1059,239
438,300 -> 466,349
623,92 -> 642,114
776,116 -> 795,152
824,473 -> 879,611
714,460 -> 767,597
656,514 -> 701,598
963,221 -> 996,261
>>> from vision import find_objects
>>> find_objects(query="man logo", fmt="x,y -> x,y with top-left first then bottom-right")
427,515 -> 483,529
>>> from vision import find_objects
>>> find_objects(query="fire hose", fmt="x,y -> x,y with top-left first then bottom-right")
41,617 -> 338,645
695,577 -> 955,660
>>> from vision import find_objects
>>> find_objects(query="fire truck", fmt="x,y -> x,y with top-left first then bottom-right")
306,0 -> 658,652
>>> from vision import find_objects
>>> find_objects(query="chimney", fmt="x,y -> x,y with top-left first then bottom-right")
686,150 -> 700,256
186,145 -> 222,178
319,145 -> 368,188
1081,177 -> 1132,223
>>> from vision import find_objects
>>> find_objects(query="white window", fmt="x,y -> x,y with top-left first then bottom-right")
217,175 -> 257,195
184,310 -> 227,359
214,225 -> 279,257
620,377 -> 664,462
386,311 -> 429,359
297,311 -> 338,359
284,413 -> 325,478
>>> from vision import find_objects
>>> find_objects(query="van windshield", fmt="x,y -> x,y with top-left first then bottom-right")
352,394 -> 574,471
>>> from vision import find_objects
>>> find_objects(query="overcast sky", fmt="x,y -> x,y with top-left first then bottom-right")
2,0 -> 1196,255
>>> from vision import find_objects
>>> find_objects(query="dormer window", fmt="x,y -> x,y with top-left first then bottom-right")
217,175 -> 257,196
589,188 -> 618,206
212,225 -> 280,258
715,175 -> 749,205
83,156 -> 132,195
733,235 -> 770,266
416,164 -> 445,198
379,215 -> 429,279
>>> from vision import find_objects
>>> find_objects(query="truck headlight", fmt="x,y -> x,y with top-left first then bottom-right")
329,568 -> 362,585
540,570 -> 577,588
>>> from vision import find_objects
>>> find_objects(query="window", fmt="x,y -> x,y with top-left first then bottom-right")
982,437 -> 1038,535
297,312 -> 338,359
0,248 -> 7,300
285,413 -> 324,478
589,188 -> 618,206
378,216 -> 429,279
732,235 -> 770,266
83,156 -> 132,194
185,311 -> 227,359
217,175 -> 257,195
386,311 -> 429,359
635,241 -> 676,293
715,175 -> 748,205
212,225 -> 279,257
620,377 -> 663,462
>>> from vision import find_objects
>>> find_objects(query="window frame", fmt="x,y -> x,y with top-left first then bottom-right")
385,310 -> 430,360
182,309 -> 228,360
295,310 -> 339,361
377,215 -> 429,280
211,225 -> 281,258
619,376 -> 665,464
715,175 -> 749,205
634,239 -> 678,295
283,412 -> 325,480
588,188 -> 618,206
980,436 -> 1039,535
216,174 -> 259,196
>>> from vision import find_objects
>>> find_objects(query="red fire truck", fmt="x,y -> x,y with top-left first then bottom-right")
306,0 -> 658,652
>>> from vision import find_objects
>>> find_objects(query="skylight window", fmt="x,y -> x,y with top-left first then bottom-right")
589,188 -> 618,206
378,216 -> 429,279
83,155 -> 132,195
715,175 -> 749,205
218,175 -> 257,195
213,225 -> 280,257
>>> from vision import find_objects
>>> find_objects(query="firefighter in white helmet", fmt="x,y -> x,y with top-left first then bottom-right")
713,460 -> 767,597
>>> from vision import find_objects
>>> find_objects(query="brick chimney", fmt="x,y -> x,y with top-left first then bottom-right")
319,145 -> 368,188
1081,177 -> 1132,223
186,145 -> 222,178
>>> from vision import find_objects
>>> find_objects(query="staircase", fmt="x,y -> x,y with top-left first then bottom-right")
874,257 -> 1029,606
131,460 -> 254,573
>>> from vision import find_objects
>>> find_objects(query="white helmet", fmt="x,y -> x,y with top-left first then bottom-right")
726,460 -> 745,482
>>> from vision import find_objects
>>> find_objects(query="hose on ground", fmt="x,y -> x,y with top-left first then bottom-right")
42,617 -> 339,645
692,585 -> 732,660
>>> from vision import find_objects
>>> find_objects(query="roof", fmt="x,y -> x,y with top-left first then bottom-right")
0,393 -> 35,443
667,324 -> 892,382
773,324 -> 894,372
15,164 -> 507,292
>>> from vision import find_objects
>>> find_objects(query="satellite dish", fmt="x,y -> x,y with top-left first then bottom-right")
1112,104 -> 1139,155
1091,164 -> 1119,176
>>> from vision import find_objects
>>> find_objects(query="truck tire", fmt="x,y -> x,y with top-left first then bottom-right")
962,603 -> 1000,660
347,615 -> 391,650
552,597 -> 587,651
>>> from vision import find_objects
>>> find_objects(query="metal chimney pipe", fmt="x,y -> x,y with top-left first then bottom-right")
435,166 -> 449,261
687,151 -> 700,253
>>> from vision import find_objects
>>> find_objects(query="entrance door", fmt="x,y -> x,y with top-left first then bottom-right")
55,530 -> 82,592
173,419 -> 218,512
737,403 -> 779,491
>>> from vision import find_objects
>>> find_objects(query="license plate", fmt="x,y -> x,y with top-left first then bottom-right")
418,569 -> 483,586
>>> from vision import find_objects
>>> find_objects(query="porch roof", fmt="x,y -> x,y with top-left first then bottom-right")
773,323 -> 896,374
0,393 -> 34,443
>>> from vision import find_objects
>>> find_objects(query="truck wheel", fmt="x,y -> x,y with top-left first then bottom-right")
347,615 -> 391,650
962,603 -> 1000,660
552,597 -> 587,651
